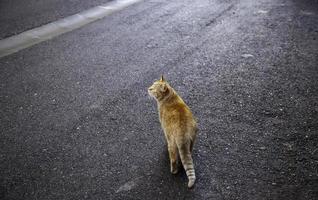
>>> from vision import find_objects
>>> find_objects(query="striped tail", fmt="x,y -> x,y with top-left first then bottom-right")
178,143 -> 196,188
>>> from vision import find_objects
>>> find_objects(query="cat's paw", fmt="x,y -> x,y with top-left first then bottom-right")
171,167 -> 179,174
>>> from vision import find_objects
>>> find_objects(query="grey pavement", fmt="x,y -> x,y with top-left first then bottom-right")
0,0 -> 318,199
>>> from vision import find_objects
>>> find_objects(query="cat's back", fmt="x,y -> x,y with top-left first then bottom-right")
159,96 -> 196,132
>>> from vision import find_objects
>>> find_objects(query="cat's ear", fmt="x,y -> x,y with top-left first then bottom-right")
160,75 -> 165,82
161,83 -> 168,92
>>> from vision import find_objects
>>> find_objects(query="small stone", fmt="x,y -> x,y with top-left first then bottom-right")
241,54 -> 254,58
300,10 -> 313,16
257,10 -> 268,14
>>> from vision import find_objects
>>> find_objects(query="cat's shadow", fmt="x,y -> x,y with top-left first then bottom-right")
159,146 -> 189,185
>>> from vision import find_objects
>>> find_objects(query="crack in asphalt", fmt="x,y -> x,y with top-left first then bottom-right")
205,4 -> 235,27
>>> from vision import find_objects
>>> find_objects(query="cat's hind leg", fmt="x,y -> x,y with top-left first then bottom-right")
168,141 -> 179,174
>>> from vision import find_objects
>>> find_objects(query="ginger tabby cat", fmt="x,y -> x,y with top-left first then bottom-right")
148,75 -> 198,188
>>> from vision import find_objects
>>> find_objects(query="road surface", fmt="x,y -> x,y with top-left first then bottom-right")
0,0 -> 317,199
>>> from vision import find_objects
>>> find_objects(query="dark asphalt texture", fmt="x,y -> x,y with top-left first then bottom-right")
0,0 -> 112,39
1,0 -> 318,199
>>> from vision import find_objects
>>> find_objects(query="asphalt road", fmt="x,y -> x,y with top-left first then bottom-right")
0,0 -> 112,39
0,0 -> 318,199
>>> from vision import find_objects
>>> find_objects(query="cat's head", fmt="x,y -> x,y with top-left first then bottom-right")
148,75 -> 170,101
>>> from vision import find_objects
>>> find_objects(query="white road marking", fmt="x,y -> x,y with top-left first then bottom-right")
116,176 -> 143,193
0,0 -> 143,58
116,180 -> 136,193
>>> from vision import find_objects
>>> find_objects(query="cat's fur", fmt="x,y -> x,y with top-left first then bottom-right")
148,76 -> 198,188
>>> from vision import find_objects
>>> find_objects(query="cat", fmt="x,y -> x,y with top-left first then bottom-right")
148,75 -> 198,188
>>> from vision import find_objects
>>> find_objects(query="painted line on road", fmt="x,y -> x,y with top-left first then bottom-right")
0,0 -> 143,58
